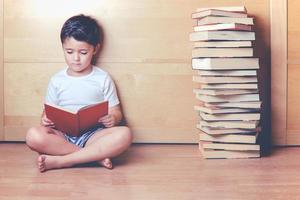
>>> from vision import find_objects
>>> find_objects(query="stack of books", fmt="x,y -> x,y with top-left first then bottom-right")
190,6 -> 261,159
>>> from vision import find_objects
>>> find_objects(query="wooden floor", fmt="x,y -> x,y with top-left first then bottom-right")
1,143 -> 300,200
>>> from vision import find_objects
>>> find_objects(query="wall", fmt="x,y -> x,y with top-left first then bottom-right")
2,0 -> 270,143
287,0 -> 300,144
0,0 -> 3,140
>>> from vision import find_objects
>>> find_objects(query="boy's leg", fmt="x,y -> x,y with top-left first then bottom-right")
26,126 -> 112,169
26,126 -> 80,155
38,126 -> 132,172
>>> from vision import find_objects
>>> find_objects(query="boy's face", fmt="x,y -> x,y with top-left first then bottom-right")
62,37 -> 98,75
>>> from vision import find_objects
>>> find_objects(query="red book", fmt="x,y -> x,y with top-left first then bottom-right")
44,101 -> 108,136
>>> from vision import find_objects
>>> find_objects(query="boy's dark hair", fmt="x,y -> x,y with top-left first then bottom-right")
60,14 -> 101,47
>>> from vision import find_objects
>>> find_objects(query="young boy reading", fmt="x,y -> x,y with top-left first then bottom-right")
26,14 -> 132,172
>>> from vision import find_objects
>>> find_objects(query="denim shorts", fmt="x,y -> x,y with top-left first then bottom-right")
64,127 -> 103,148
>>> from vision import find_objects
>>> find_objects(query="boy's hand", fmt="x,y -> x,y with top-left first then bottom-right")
99,114 -> 116,128
41,115 -> 55,128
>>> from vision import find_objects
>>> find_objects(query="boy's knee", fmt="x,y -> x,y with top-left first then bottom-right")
118,126 -> 133,144
26,126 -> 47,150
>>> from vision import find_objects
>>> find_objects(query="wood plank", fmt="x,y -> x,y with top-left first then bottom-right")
287,64 -> 300,131
2,144 -> 300,199
288,0 -> 300,63
0,0 -> 3,140
4,63 -> 59,116
286,0 -> 300,145
270,0 -> 287,145
5,127 -> 199,143
287,130 -> 300,145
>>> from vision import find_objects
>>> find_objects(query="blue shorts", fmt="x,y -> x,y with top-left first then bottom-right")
64,127 -> 103,148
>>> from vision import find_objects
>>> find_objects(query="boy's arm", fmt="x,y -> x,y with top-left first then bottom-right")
99,105 -> 123,128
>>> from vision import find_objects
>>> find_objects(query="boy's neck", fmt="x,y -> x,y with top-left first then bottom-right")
66,65 -> 93,77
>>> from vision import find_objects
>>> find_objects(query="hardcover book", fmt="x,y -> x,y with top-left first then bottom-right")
199,120 -> 260,129
197,125 -> 257,135
194,41 -> 252,48
196,6 -> 247,13
194,105 -> 258,114
189,31 -> 255,42
199,83 -> 258,90
204,101 -> 261,109
199,132 -> 259,144
199,112 -> 261,121
192,58 -> 259,70
196,69 -> 256,76
200,141 -> 260,151
192,47 -> 253,58
193,23 -> 252,32
197,16 -> 254,26
196,93 -> 260,103
44,101 -> 108,136
193,75 -> 257,84
191,9 -> 248,19
193,88 -> 258,96
199,148 -> 260,159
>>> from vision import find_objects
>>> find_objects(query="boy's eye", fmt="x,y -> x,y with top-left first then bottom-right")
80,51 -> 88,55
66,50 -> 73,54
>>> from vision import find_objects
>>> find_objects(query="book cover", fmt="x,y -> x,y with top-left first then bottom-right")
44,101 -> 108,136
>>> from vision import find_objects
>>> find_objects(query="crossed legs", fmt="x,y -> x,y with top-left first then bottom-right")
26,126 -> 132,172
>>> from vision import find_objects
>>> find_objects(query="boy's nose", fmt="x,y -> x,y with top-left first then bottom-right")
73,53 -> 80,61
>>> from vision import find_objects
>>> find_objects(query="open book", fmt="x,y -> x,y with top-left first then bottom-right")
44,101 -> 108,137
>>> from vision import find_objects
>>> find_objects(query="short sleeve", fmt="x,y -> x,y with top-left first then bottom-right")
103,75 -> 120,107
45,78 -> 58,105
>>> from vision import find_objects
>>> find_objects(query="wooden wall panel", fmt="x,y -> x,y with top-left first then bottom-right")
0,0 -> 3,140
270,0 -> 287,145
287,0 -> 300,144
287,64 -> 300,131
3,0 -> 270,143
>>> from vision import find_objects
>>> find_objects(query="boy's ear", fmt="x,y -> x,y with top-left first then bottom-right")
93,44 -> 100,55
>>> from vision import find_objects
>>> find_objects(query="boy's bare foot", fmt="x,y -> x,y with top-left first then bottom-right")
38,155 -> 67,172
98,158 -> 113,169
38,155 -> 113,172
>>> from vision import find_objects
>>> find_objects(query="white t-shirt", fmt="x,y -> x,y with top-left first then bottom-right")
45,66 -> 119,112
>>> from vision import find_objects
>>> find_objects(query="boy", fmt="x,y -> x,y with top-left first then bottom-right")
26,14 -> 132,172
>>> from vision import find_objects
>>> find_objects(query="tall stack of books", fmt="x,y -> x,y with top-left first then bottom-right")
190,6 -> 261,159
